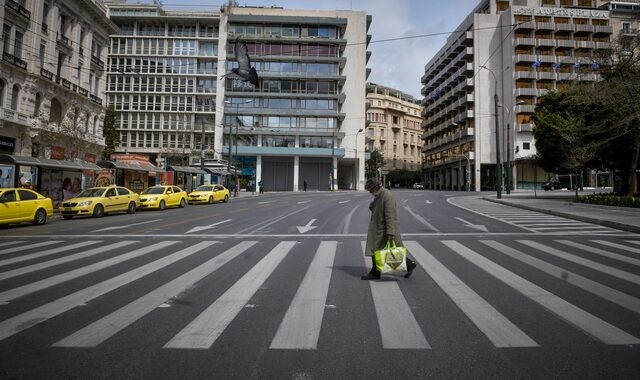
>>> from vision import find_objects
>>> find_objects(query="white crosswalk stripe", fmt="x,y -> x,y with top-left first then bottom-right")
0,237 -> 638,351
0,241 -> 26,248
0,241 -> 63,256
0,241 -> 102,267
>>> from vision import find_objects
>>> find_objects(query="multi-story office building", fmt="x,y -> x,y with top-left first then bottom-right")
0,0 -> 116,191
365,82 -> 423,174
104,1 -> 371,191
421,0 -> 613,191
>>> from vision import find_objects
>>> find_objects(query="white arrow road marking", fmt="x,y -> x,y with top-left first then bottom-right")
425,200 -> 432,204
297,219 -> 318,234
186,219 -> 232,234
92,219 -> 163,233
297,200 -> 311,204
455,217 -> 488,232
338,200 -> 350,204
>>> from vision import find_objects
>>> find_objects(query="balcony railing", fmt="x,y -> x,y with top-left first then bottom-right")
91,55 -> 104,69
41,23 -> 48,34
0,107 -> 30,127
2,51 -> 27,70
40,68 -> 54,80
61,78 -> 71,89
78,87 -> 88,96
5,0 -> 31,20
56,33 -> 72,49
90,94 -> 103,105
79,47 -> 84,56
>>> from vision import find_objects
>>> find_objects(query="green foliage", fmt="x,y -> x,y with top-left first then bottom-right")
101,105 -> 120,160
365,149 -> 385,179
386,169 -> 421,187
577,193 -> 640,208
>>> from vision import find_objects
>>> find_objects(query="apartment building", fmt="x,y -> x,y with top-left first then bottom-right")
104,1 -> 371,191
421,0 -> 613,191
0,0 -> 116,192
598,0 -> 640,42
366,82 -> 423,174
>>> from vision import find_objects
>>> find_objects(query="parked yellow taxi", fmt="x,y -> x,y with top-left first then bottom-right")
59,185 -> 140,219
188,184 -> 230,204
139,185 -> 187,210
0,188 -> 54,226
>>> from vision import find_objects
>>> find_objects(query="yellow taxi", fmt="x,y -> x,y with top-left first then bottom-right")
139,185 -> 187,210
59,185 -> 140,219
188,184 -> 230,204
0,188 -> 54,226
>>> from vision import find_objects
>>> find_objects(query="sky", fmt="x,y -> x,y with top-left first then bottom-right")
156,0 -> 480,98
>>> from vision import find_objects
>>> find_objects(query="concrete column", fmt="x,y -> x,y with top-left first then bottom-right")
332,156 -> 337,191
293,155 -> 299,192
256,155 -> 262,185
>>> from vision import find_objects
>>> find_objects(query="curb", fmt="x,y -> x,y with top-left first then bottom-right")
483,197 -> 640,234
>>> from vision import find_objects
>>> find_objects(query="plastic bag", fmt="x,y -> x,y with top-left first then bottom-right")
374,241 -> 408,274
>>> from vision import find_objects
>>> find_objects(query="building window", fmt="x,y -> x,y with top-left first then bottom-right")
0,79 -> 4,107
523,142 -> 531,150
34,93 -> 41,116
14,31 -> 23,58
3,25 -> 11,53
39,43 -> 46,67
10,85 -> 19,110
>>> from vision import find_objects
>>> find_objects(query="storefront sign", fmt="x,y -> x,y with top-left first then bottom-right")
111,153 -> 150,162
94,169 -> 114,187
513,6 -> 609,19
0,136 -> 15,153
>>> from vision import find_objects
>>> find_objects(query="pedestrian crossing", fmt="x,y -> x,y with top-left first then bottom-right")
1,237 -> 640,351
449,196 -> 626,234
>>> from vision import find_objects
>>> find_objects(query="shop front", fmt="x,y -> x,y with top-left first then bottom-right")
98,158 -> 164,194
166,166 -> 204,193
0,154 -> 101,207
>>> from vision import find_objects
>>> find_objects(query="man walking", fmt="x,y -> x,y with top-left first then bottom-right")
362,178 -> 417,280
303,180 -> 307,192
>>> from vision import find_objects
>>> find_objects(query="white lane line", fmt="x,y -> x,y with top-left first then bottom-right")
0,241 -> 102,267
238,207 -> 309,235
517,240 -> 640,285
338,200 -> 350,204
53,241 -> 244,347
557,240 -> 640,267
533,226 -> 605,230
482,240 -> 640,315
270,241 -> 337,349
0,241 -> 184,341
186,219 -> 232,234
626,240 -> 640,246
0,241 -> 185,303
443,240 -> 640,345
91,219 -> 163,233
258,201 -> 275,204
592,240 -> 640,254
297,200 -> 311,204
341,205 -> 360,235
164,241 -> 297,349
0,241 -> 25,248
403,206 -> 439,233
445,198 -> 537,233
360,242 -> 430,349
406,241 -> 537,348
0,241 -> 137,281
0,241 -> 63,256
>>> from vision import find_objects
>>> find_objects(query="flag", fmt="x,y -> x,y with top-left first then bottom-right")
574,61 -> 581,69
531,59 -> 541,69
591,62 -> 600,70
552,62 -> 561,71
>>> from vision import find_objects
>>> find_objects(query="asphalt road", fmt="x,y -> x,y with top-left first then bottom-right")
0,190 -> 639,379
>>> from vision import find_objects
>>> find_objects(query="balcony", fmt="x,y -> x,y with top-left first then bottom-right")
40,68 -> 54,80
595,41 -> 611,49
556,40 -> 575,48
514,71 -> 536,80
56,33 -> 73,52
594,25 -> 613,34
556,72 -> 573,80
576,40 -> 595,49
78,87 -> 88,96
515,54 -> 537,63
514,38 -> 535,46
574,24 -> 594,33
538,54 -> 556,63
5,0 -> 30,21
61,78 -> 71,89
621,27 -> 638,36
536,39 -> 555,47
90,94 -> 103,105
555,23 -> 573,32
0,107 -> 30,127
41,23 -> 48,34
515,104 -> 536,113
537,71 -> 555,80
515,21 -> 535,30
91,55 -> 105,69
516,123 -> 534,132
536,22 -> 555,31
2,51 -> 27,70
515,88 -> 537,97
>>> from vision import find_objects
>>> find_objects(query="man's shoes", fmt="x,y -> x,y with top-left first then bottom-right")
361,273 -> 381,280
404,260 -> 417,278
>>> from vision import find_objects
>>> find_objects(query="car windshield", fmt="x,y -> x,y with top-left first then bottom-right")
196,185 -> 214,191
142,187 -> 165,195
77,188 -> 106,198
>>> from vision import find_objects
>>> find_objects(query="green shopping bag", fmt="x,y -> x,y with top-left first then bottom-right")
374,241 -> 408,274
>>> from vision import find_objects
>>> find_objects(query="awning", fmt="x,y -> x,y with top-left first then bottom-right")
98,160 -> 165,173
0,154 -> 101,170
167,165 -> 204,174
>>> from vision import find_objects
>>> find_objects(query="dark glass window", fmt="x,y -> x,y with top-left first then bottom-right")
18,190 -> 37,200
1,190 -> 16,202
117,187 -> 130,195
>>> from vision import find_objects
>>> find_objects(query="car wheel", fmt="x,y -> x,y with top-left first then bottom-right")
208,196 -> 214,204
159,200 -> 166,210
34,208 -> 47,225
179,198 -> 186,208
127,201 -> 136,214
550,185 -> 555,191
62,215 -> 74,220
93,204 -> 104,218
223,194 -> 229,203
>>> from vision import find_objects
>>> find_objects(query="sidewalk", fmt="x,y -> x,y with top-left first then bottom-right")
483,189 -> 640,234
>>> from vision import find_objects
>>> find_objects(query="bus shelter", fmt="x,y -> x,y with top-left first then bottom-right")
166,166 -> 204,193
97,160 -> 164,193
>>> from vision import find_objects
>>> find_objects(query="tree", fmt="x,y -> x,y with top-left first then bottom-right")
365,149 -> 384,180
101,105 -> 119,160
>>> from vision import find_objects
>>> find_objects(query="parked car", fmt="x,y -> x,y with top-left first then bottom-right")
412,183 -> 425,189
139,185 -> 187,210
188,184 -> 230,204
542,175 -> 578,191
59,185 -> 139,219
0,188 -> 53,226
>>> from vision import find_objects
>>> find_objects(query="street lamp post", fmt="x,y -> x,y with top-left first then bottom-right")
224,99 -> 253,197
355,128 -> 363,190
480,65 -> 502,199
200,120 -> 206,185
505,100 -> 524,194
